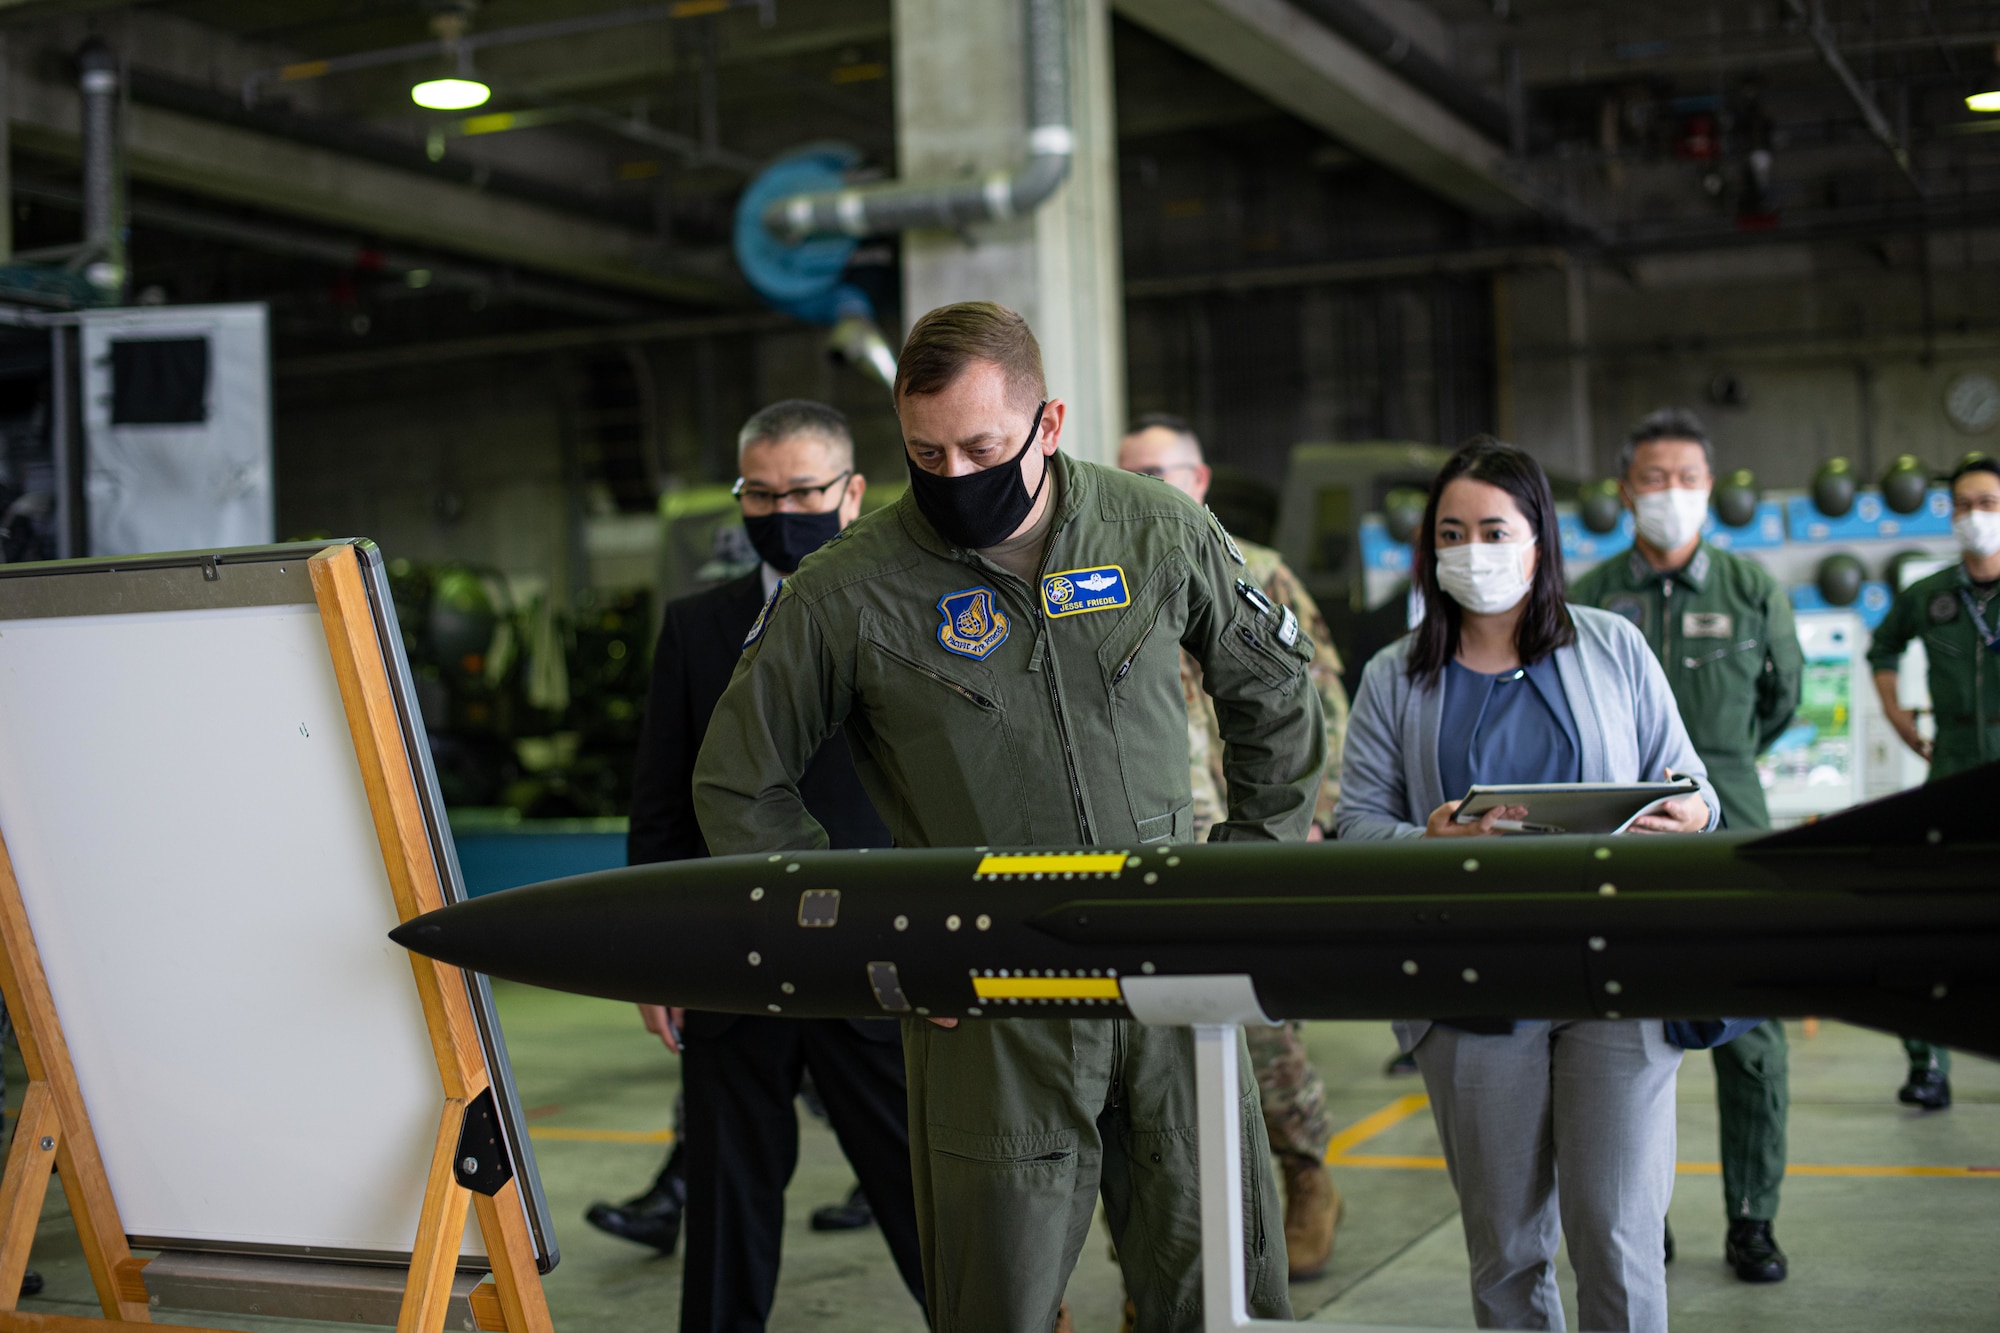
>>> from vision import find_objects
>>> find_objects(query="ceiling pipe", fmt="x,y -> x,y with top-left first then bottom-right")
762,0 -> 1072,241
1785,0 -> 1925,197
1290,0 -> 1513,145
77,39 -> 126,302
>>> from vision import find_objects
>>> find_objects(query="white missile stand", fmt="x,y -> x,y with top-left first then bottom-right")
1126,975 -> 1431,1333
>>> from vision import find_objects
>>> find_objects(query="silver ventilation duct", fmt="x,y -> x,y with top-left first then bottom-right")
762,0 -> 1072,242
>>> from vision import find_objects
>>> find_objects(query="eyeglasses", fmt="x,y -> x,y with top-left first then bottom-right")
732,470 -> 853,514
1126,463 -> 1198,480
1953,493 -> 2000,514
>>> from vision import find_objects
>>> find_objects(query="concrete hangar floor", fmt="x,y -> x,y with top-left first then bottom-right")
9,995 -> 1996,1331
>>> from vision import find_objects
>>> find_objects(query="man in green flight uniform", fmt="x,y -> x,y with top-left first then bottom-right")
1568,408 -> 1803,1285
694,303 -> 1325,1333
1867,454 -> 2000,1113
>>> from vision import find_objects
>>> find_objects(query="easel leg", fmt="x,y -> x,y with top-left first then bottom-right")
1193,1025 -> 1251,1333
396,1099 -> 471,1333
471,1183 -> 552,1333
0,1083 -> 57,1312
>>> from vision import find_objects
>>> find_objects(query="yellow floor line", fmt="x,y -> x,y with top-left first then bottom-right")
1322,1092 -> 1431,1163
1321,1093 -> 1998,1178
528,1126 -> 676,1144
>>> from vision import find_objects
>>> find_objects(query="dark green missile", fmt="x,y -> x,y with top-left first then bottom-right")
392,764 -> 2000,1056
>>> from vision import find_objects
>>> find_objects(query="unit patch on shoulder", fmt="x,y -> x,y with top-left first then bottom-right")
1042,565 -> 1130,618
1206,506 -> 1246,566
742,582 -> 782,649
937,586 -> 1010,660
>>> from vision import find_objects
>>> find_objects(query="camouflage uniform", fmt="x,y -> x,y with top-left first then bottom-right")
1184,537 -> 1347,1164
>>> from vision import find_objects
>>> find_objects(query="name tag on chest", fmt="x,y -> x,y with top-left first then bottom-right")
1683,611 -> 1732,639
1043,565 -> 1130,618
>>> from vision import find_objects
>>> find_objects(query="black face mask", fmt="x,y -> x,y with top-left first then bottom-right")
905,400 -> 1050,550
742,509 -> 842,574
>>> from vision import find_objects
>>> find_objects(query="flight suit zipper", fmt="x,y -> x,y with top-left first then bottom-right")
1034,518 -> 1093,843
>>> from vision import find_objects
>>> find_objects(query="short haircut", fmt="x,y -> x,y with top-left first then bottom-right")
1950,455 -> 2000,488
1127,411 -> 1205,462
1407,436 -> 1576,685
1620,407 -> 1715,476
894,302 -> 1046,415
737,399 -> 853,469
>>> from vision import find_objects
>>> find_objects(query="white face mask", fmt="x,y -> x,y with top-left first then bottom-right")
1436,539 -> 1536,615
1954,509 -> 2000,559
1632,486 -> 1711,551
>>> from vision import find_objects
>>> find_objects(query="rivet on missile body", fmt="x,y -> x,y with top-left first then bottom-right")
1605,1009 -> 1621,1018
1126,856 -> 1142,868
1463,858 -> 1478,872
1142,962 -> 1156,974
916,1006 -> 930,1015
747,951 -> 762,966
786,863 -> 800,873
1604,980 -> 1622,995
1589,937 -> 1607,952
946,914 -> 962,931
767,1003 -> 781,1012
1598,883 -> 1617,896
750,887 -> 764,901
1927,828 -> 1942,844
1932,983 -> 1949,999
1166,856 -> 1181,867
1594,847 -> 1612,861
976,914 -> 991,930
767,854 -> 782,862
967,1006 -> 983,1016
1402,960 -> 1418,975
894,915 -> 909,931
781,982 -> 795,994
1144,872 -> 1158,885
1462,968 -> 1479,983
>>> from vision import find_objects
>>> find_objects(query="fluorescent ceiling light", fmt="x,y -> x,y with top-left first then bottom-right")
412,78 -> 490,111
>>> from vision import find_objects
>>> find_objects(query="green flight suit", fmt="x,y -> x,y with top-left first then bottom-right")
1569,542 -> 1803,1221
694,452 -> 1324,1333
1866,561 -> 2000,1078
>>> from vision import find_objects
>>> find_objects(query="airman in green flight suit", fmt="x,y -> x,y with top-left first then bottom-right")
1868,454 -> 2000,1114
1567,408 -> 1803,1285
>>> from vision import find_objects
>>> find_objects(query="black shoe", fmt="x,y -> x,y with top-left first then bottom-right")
810,1184 -> 874,1232
1663,1220 -> 1674,1265
1899,1067 -> 1952,1111
19,1271 -> 40,1298
1725,1219 -> 1787,1283
1384,1050 -> 1419,1077
584,1164 -> 687,1254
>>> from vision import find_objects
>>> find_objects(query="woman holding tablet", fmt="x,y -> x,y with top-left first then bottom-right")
1336,437 -> 1715,1333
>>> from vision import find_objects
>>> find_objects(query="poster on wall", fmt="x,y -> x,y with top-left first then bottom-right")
1758,610 -> 1866,823
80,303 -> 271,557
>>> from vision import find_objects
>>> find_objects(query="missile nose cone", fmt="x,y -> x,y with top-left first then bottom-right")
389,915 -> 447,954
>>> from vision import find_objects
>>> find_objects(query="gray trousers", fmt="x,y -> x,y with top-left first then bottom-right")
1414,1021 -> 1683,1333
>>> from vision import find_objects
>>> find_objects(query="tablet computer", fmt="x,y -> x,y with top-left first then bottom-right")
1451,778 -> 1701,835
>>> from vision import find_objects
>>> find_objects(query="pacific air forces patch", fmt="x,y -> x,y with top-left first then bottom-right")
937,586 -> 1010,660
742,582 -> 782,649
1042,565 -> 1130,618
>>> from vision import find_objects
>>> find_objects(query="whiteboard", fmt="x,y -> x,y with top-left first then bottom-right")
0,546 -> 550,1266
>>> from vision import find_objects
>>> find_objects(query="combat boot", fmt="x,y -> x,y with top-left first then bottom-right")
1281,1155 -> 1340,1280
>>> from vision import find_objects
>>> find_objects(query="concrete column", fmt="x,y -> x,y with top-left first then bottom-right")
893,0 -> 1125,465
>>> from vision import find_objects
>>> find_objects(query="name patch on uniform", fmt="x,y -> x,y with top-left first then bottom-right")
1683,612 -> 1732,638
937,586 -> 1010,660
1042,565 -> 1130,618
742,582 -> 781,649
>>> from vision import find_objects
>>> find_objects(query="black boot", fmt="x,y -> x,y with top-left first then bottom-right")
19,1271 -> 40,1298
1725,1219 -> 1787,1283
1899,1066 -> 1952,1111
584,1146 -> 686,1254
810,1184 -> 874,1232
1663,1220 -> 1675,1264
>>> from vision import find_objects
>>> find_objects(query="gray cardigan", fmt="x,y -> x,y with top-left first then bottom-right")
1334,604 -> 1720,842
1336,604 -> 1719,1053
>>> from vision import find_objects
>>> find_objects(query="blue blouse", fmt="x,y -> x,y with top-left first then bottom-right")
1437,657 -> 1582,801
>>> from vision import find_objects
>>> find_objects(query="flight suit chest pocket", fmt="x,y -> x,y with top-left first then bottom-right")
1221,603 -> 1314,690
858,606 -> 1004,712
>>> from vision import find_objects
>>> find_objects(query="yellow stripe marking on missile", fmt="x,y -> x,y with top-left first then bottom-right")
972,975 -> 1124,1000
974,853 -> 1128,877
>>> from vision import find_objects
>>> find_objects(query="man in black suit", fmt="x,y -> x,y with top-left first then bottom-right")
594,400 -> 926,1332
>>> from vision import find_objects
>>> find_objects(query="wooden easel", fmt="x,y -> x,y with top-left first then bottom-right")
0,544 -> 554,1333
